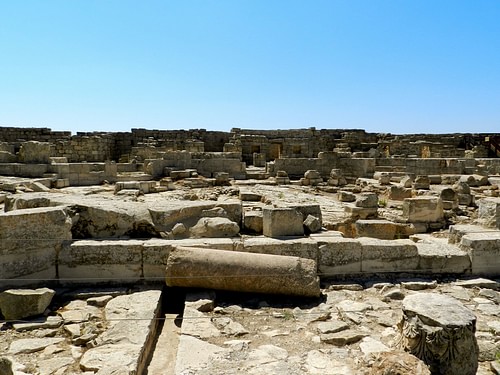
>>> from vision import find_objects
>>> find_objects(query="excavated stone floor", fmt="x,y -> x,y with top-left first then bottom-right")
0,279 -> 499,374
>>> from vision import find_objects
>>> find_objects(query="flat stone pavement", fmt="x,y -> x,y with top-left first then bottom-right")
1,279 -> 499,374
175,277 -> 500,375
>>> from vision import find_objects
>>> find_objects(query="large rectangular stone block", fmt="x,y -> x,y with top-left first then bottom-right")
0,206 -> 71,282
402,197 -> 444,223
459,232 -> 500,275
235,236 -> 317,261
318,238 -> 362,277
416,243 -> 471,274
359,238 -> 419,273
262,207 -> 304,237
58,240 -> 144,284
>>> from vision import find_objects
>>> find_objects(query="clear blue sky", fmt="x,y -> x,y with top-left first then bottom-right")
1,0 -> 499,134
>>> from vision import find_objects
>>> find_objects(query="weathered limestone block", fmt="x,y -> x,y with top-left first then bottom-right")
397,293 -> 478,375
263,207 -> 304,237
318,238 -> 362,276
0,150 -> 17,163
0,288 -> 55,320
402,197 -> 444,223
166,247 -> 320,297
69,200 -> 156,238
18,141 -> 51,164
243,210 -> 263,234
440,187 -> 458,210
142,239 -> 176,279
328,169 -> 347,186
355,193 -> 378,208
355,220 -> 398,240
304,214 -> 321,234
459,232 -> 500,275
416,242 -> 471,274
358,238 -> 419,273
378,172 -> 391,185
477,197 -> 500,229
58,240 -> 144,284
400,175 -> 414,188
80,290 -> 162,374
389,185 -> 412,200
235,236 -> 318,261
448,224 -> 496,245
148,200 -> 241,232
413,175 -> 430,190
344,204 -> 378,220
239,191 -> 262,201
189,217 -> 240,238
338,191 -> 356,202
0,206 -> 72,280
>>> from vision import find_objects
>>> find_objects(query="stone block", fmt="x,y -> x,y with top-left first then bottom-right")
416,242 -> 471,274
142,239 -> 176,280
243,210 -> 263,234
402,197 -> 444,223
0,288 -> 55,320
318,238 -> 362,276
0,206 -> 71,280
149,200 -> 242,232
338,191 -> 356,202
413,175 -> 430,190
389,186 -> 412,200
236,236 -> 317,261
355,193 -> 378,208
448,224 -> 496,245
459,232 -> 500,275
189,217 -> 240,238
358,238 -> 419,273
304,214 -> 321,234
58,240 -> 144,284
477,197 -> 500,228
344,204 -> 378,220
355,220 -> 398,240
262,207 -> 304,237
166,247 -> 320,297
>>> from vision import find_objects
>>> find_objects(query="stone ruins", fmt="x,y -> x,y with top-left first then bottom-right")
0,126 -> 499,374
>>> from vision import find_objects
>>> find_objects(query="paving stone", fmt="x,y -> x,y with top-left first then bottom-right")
8,338 -> 64,354
12,316 -> 63,332
320,330 -> 367,346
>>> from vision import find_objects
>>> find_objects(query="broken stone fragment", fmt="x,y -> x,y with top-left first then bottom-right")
0,288 -> 55,320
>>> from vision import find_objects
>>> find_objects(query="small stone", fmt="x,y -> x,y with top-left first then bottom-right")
87,296 -> 113,307
455,278 -> 499,290
383,289 -> 405,300
72,333 -> 98,346
316,320 -> 349,334
8,338 -> 64,354
320,330 -> 367,346
359,337 -> 389,355
185,291 -> 215,312
401,280 -> 437,290
12,316 -> 63,332
64,324 -> 81,338
337,300 -> 372,313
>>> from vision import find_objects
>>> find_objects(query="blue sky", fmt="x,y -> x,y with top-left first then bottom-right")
1,0 -> 499,134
